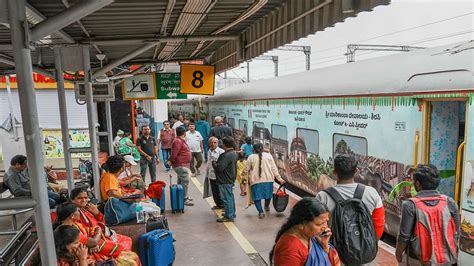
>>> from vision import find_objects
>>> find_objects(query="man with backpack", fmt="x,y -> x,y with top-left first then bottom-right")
395,164 -> 459,265
316,154 -> 385,265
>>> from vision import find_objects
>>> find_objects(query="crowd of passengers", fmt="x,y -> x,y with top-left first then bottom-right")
2,113 -> 461,265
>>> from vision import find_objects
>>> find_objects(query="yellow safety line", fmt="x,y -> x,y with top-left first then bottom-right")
190,177 -> 258,254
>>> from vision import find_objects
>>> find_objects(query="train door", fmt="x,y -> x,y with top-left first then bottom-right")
422,99 -> 467,203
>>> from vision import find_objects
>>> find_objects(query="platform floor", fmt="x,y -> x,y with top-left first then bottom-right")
0,163 -> 398,266
152,163 -> 398,266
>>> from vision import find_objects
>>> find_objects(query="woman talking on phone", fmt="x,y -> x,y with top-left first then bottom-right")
270,197 -> 340,266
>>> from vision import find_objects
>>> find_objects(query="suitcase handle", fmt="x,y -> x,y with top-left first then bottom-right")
158,231 -> 170,240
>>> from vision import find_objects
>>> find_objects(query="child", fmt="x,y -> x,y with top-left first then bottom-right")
236,152 -> 248,196
240,136 -> 253,158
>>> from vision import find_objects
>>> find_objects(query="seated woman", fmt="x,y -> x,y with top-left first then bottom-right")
54,224 -> 93,266
118,132 -> 140,161
54,202 -> 140,265
270,198 -> 340,266
70,187 -> 133,251
118,155 -> 145,193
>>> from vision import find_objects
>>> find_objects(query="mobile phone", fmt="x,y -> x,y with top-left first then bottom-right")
89,198 -> 99,205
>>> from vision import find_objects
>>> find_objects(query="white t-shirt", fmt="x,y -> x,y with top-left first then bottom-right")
172,121 -> 183,129
316,183 -> 383,214
185,131 -> 203,152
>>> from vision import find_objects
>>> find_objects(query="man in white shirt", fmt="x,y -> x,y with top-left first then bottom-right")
185,122 -> 204,177
206,136 -> 224,209
172,114 -> 184,129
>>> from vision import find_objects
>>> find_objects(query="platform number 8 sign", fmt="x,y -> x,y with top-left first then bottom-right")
180,64 -> 215,95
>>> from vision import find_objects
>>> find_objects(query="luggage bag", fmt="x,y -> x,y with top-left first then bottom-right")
151,187 -> 166,214
146,215 -> 169,232
169,175 -> 184,213
139,229 -> 175,266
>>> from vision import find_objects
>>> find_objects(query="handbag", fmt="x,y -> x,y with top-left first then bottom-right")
146,215 -> 169,232
203,177 -> 211,199
104,197 -> 137,225
272,184 -> 289,213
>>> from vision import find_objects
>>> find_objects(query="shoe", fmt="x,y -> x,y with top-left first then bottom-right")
184,201 -> 194,206
216,217 -> 234,223
264,206 -> 270,212
258,212 -> 265,219
211,205 -> 224,210
240,192 -> 246,196
185,197 -> 193,201
191,173 -> 196,177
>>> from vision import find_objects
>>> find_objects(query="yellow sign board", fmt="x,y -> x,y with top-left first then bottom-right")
180,64 -> 215,95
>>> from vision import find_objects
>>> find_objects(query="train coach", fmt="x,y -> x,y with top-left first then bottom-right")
170,41 -> 474,258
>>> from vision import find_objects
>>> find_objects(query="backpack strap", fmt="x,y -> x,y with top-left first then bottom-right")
324,187 -> 344,203
354,184 -> 365,200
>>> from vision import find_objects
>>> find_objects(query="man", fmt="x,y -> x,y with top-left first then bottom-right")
316,154 -> 385,240
113,129 -> 124,154
205,136 -> 224,210
158,120 -> 175,172
170,126 -> 194,206
195,115 -> 211,161
210,116 -> 233,147
185,122 -> 204,177
212,137 -> 238,222
137,125 -> 160,183
172,114 -> 184,129
4,155 -> 60,209
395,164 -> 459,265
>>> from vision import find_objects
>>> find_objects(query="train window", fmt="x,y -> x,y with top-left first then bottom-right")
253,121 -> 265,128
271,124 -> 287,141
239,119 -> 248,136
227,118 -> 235,128
333,134 -> 368,157
296,128 -> 319,154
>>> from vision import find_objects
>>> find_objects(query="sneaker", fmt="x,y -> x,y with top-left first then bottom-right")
264,206 -> 270,212
191,173 -> 196,177
216,217 -> 234,223
211,205 -> 224,210
185,197 -> 193,201
184,201 -> 194,206
258,212 -> 265,219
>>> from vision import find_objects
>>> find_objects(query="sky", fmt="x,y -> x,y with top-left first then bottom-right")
216,0 -> 474,87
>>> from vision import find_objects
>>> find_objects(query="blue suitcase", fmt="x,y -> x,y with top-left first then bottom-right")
152,187 -> 166,214
139,229 -> 175,266
169,175 -> 184,213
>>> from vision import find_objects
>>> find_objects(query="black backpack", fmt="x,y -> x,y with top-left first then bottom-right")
324,184 -> 378,265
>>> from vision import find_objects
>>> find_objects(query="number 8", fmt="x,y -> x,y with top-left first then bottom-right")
192,70 -> 204,88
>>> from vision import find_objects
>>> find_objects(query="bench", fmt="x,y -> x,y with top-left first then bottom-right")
109,221 -> 146,253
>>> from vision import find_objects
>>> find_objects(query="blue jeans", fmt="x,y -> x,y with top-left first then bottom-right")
47,190 -> 60,209
162,149 -> 171,169
218,184 -> 235,219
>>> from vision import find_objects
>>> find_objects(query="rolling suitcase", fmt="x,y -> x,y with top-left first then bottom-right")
169,174 -> 184,213
151,187 -> 166,214
139,229 -> 175,266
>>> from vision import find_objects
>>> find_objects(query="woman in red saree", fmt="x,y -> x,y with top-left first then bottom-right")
70,187 -> 133,251
55,202 -> 140,265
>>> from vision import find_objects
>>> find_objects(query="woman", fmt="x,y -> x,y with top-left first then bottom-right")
118,155 -> 145,193
241,143 -> 285,218
70,187 -> 133,251
270,198 -> 340,266
118,132 -> 140,161
55,225 -> 93,266
54,203 -> 141,265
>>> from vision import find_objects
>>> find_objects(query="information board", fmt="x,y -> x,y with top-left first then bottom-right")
156,73 -> 187,100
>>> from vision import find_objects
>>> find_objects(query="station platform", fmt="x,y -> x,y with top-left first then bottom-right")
154,164 -> 398,265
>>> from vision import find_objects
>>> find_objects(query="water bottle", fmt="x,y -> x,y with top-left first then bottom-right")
136,203 -> 145,223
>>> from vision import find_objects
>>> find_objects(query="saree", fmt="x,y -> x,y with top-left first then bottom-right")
305,237 -> 340,266
78,209 -> 133,251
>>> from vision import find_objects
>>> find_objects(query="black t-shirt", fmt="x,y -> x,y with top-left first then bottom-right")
137,135 -> 157,157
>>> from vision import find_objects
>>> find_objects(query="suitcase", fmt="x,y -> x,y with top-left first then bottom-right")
146,215 -> 169,232
152,187 -> 166,214
139,229 -> 175,266
169,174 -> 184,213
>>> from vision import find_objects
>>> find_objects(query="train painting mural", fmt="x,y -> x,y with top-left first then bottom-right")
170,41 -> 474,262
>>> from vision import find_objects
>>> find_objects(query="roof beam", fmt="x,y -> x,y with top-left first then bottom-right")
92,42 -> 158,79
25,3 -> 74,43
0,53 -> 55,78
82,35 -> 238,46
30,0 -> 114,42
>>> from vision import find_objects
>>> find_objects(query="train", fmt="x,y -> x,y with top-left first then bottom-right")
169,41 -> 474,260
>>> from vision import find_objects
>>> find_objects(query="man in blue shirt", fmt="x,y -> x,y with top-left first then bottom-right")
239,136 -> 253,158
195,115 -> 211,161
